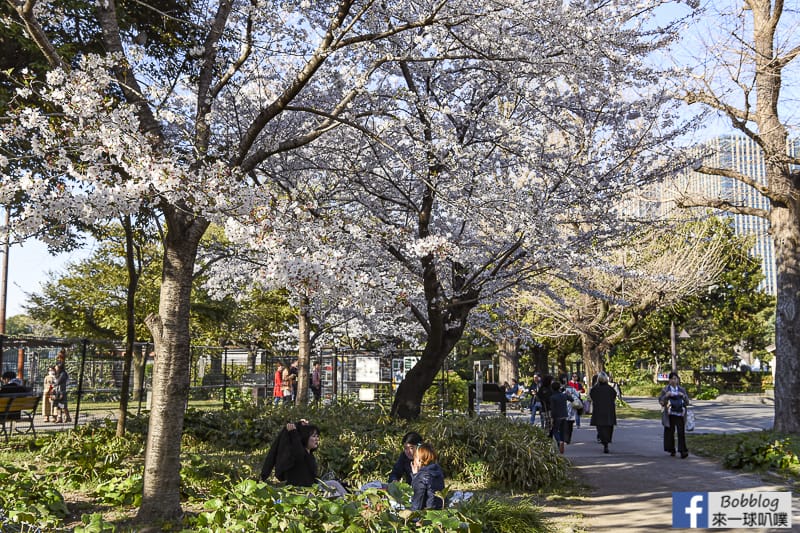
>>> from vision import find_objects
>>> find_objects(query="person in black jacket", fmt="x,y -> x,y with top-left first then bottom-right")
388,431 -> 423,484
549,380 -> 569,454
536,375 -> 555,435
590,372 -> 618,454
260,420 -> 320,487
410,443 -> 444,510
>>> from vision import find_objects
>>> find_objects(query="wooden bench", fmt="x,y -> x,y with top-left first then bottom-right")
0,395 -> 40,443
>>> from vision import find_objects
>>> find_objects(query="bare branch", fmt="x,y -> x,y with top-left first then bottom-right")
694,164 -> 776,200
675,196 -> 769,219
7,0 -> 68,70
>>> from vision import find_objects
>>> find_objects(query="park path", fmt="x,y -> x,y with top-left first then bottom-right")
544,397 -> 799,532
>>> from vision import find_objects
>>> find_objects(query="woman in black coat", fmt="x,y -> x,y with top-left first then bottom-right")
589,372 -> 617,453
260,421 -> 320,486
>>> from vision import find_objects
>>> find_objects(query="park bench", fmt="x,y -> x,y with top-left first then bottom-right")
0,394 -> 40,443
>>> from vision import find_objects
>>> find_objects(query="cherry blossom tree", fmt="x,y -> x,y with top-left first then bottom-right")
205,198 -> 411,403
312,2 -> 698,419
0,0 -> 485,522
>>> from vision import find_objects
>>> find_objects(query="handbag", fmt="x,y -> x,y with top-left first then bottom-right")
685,408 -> 696,432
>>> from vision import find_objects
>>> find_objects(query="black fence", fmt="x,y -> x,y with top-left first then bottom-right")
0,336 -> 447,424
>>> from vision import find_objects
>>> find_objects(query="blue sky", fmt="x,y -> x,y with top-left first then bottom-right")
4,240 -> 93,316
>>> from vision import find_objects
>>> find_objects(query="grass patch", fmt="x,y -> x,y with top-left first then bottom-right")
688,431 -> 800,491
615,403 -> 662,420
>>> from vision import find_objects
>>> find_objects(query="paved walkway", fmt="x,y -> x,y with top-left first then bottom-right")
547,397 -> 798,532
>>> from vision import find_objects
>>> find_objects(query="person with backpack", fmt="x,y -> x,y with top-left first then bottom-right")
658,371 -> 691,458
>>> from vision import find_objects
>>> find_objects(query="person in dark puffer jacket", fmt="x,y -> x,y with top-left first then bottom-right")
410,442 -> 444,510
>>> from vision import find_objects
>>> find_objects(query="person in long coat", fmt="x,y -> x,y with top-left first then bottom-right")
589,372 -> 617,453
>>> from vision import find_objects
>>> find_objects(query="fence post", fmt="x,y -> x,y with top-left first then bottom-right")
332,346 -> 338,404
74,339 -> 89,429
222,346 -> 228,410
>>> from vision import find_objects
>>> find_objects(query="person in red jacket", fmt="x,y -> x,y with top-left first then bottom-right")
273,362 -> 284,406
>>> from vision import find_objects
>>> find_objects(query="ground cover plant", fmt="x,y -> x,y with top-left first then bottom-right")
0,403 -> 570,531
689,431 -> 800,492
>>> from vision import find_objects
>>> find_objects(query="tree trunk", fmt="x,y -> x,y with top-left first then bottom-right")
496,337 -> 519,385
581,333 -> 605,382
531,343 -> 548,374
770,204 -> 800,433
296,296 -> 311,404
117,214 -> 139,437
391,295 -> 476,419
138,210 -> 208,522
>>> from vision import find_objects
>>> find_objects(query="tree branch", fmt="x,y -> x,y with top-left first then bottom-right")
674,196 -> 769,219
195,0 -> 235,155
95,0 -> 163,141
694,164 -> 776,201
8,0 -> 68,70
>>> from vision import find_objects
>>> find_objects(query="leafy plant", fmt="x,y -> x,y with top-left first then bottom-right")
0,464 -> 68,529
723,435 -> 800,471
94,472 -> 143,506
188,479 -> 479,532
74,513 -> 117,532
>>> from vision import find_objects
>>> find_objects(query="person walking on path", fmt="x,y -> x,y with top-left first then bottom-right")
589,372 -> 617,453
310,362 -> 322,403
550,380 -> 569,454
535,375 -> 554,435
567,373 -> 585,428
658,371 -> 690,458
281,362 -> 294,405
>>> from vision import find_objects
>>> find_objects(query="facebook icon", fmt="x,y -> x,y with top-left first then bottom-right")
673,492 -> 708,528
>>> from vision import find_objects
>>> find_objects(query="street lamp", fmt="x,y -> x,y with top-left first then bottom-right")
670,321 -> 691,372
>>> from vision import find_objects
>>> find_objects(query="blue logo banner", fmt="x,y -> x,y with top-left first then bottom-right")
673,492 -> 708,528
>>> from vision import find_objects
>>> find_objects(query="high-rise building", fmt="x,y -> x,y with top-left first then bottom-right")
657,135 -> 800,295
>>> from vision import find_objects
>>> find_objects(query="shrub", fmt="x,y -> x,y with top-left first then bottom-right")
416,416 -> 569,491
179,403 -> 569,492
459,496 -> 553,533
690,385 -> 719,400
423,370 -> 469,412
188,479 -> 478,532
723,434 -> 800,471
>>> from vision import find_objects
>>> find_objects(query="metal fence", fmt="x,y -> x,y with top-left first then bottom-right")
0,336 -> 445,421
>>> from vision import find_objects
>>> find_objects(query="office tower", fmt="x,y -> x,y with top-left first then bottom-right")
662,135 -> 800,295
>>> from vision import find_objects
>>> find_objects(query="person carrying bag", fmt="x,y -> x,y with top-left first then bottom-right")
658,372 -> 691,458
